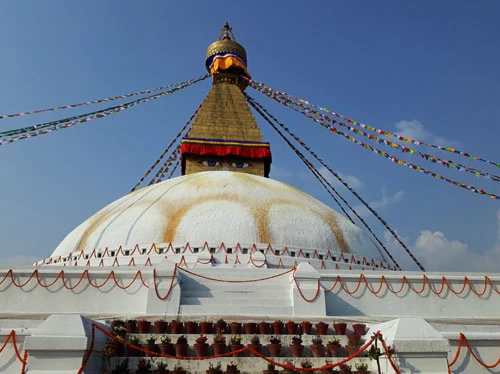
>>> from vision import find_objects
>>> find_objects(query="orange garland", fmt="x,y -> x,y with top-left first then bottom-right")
0,330 -> 28,372
448,333 -> 500,369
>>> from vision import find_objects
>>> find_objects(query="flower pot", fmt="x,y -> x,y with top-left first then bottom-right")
172,370 -> 186,374
352,324 -> 366,335
185,321 -> 198,334
154,320 -> 168,334
229,322 -> 241,334
347,333 -> 361,345
211,343 -> 226,355
194,343 -> 208,357
263,370 -> 279,374
215,321 -> 227,333
170,321 -> 183,334
137,320 -> 151,334
230,343 -> 244,357
286,322 -> 299,335
153,370 -> 169,374
200,322 -> 213,334
345,344 -> 360,357
244,322 -> 257,334
289,344 -> 304,357
126,320 -> 137,333
315,323 -> 329,335
128,344 -> 143,357
327,343 -> 342,357
206,370 -> 217,374
247,343 -> 262,357
310,344 -> 325,357
333,323 -> 347,335
258,322 -> 270,335
143,343 -> 158,357
272,322 -> 284,334
267,343 -> 281,357
301,322 -> 312,335
174,343 -> 188,357
158,342 -> 173,355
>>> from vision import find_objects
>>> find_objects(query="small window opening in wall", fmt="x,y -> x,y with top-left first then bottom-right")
227,248 -> 232,254
319,254 -> 323,260
305,253 -> 310,258
242,248 -> 248,254
332,256 -> 336,261
97,253 -> 102,258
193,248 -> 199,253
175,248 -> 181,254
357,260 -> 361,265
125,250 -> 130,256
142,249 -> 146,255
259,249 -> 264,254
73,256 -> 77,261
110,251 -> 115,257
275,250 -> 280,255
344,259 -> 349,263
159,248 -> 164,254
291,251 -> 296,257
210,248 -> 216,254
375,264 -> 379,268
84,255 -> 89,259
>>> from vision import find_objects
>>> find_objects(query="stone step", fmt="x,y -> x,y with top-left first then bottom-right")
179,304 -> 293,316
180,296 -> 291,305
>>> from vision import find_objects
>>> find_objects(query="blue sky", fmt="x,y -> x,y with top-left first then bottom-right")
0,1 -> 498,272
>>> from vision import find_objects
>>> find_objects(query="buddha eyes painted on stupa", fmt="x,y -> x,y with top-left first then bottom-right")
200,160 -> 252,169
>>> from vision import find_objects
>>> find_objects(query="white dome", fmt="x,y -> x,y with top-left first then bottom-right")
51,171 -> 386,261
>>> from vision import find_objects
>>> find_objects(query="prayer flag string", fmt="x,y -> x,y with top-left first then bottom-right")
246,94 -> 406,271
246,78 -> 500,169
0,75 -> 209,120
0,75 -> 209,146
264,90 -> 499,183
129,101 -> 204,192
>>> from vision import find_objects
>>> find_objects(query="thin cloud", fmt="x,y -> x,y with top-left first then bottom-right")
352,188 -> 405,217
394,120 -> 461,148
318,167 -> 363,190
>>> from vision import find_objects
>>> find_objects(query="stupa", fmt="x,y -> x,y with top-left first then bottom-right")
0,23 -> 498,374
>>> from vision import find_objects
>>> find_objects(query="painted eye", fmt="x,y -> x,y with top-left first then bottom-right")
231,162 -> 251,168
201,160 -> 221,167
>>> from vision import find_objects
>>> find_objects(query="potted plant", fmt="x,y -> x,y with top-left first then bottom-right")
229,320 -> 241,334
321,359 -> 338,374
207,361 -> 223,374
267,335 -> 281,357
225,361 -> 239,374
102,338 -> 118,373
243,321 -> 257,334
286,320 -> 299,335
174,335 -> 189,357
281,359 -> 297,374
333,322 -> 347,336
200,318 -> 213,334
289,336 -> 304,357
194,333 -> 209,357
247,334 -> 262,357
143,335 -> 158,356
170,317 -> 183,334
158,334 -> 173,355
327,337 -> 342,357
315,321 -> 329,335
136,358 -> 152,374
263,361 -> 278,374
310,335 -> 325,357
272,320 -> 284,335
126,319 -> 138,333
138,319 -> 152,334
352,324 -> 367,335
300,359 -> 313,369
258,321 -> 271,335
212,333 -> 226,355
347,333 -> 361,345
185,320 -> 199,334
113,358 -> 129,374
111,324 -> 127,339
354,362 -> 369,373
154,318 -> 168,334
338,364 -> 352,373
215,318 -> 227,333
153,360 -> 168,374
345,340 -> 361,357
172,363 -> 186,374
229,335 -> 243,357
129,335 -> 142,357
300,320 -> 312,335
